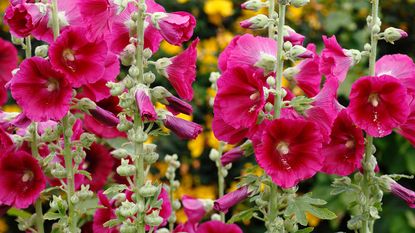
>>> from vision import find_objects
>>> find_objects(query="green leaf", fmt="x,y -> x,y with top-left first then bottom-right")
78,170 -> 92,180
6,208 -> 32,219
296,227 -> 314,233
44,212 -> 63,220
227,208 -> 257,224
104,184 -> 128,195
103,219 -> 121,228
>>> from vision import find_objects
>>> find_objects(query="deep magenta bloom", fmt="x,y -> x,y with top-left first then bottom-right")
182,195 -> 206,223
214,66 -> 266,129
4,3 -> 45,37
348,75 -> 410,137
174,222 -> 197,233
221,147 -> 244,166
77,0 -> 117,39
0,127 -> 13,152
214,186 -> 250,213
197,221 -> 242,233
163,115 -> 203,140
49,26 -> 108,87
212,113 -> 250,144
10,57 -> 72,122
321,110 -> 365,176
156,12 -> 196,45
93,192 -> 119,233
397,98 -> 415,146
0,38 -> 18,83
165,38 -> 199,101
254,118 -> 323,188
136,89 -> 157,121
389,180 -> 415,208
83,143 -> 114,191
0,84 -> 7,106
320,35 -> 353,82
0,150 -> 46,208
166,95 -> 193,116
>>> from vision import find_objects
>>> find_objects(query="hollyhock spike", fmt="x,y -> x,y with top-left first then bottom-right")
197,221 -> 243,233
10,57 -> 72,122
214,186 -> 250,213
163,115 -> 203,140
152,11 -> 196,45
320,35 -> 353,82
348,75 -> 410,137
135,88 -> 158,121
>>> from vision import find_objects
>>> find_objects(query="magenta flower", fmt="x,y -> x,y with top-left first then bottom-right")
83,143 -> 114,191
90,106 -> 120,127
348,75 -> 410,137
49,26 -> 108,87
164,38 -> 199,101
320,35 -> 353,82
321,110 -> 365,176
136,88 -> 158,121
397,99 -> 415,146
212,113 -> 250,144
155,12 -> 196,45
221,147 -> 244,166
214,186 -> 250,213
77,0 -> 117,39
389,180 -> 415,208
163,115 -> 203,140
214,66 -> 266,129
0,38 -> 18,84
174,222 -> 197,233
0,85 -> 7,106
93,192 -> 119,233
10,57 -> 72,122
0,127 -> 13,152
254,118 -> 323,188
0,150 -> 46,208
4,3 -> 45,37
283,26 -> 305,46
197,221 -> 242,233
151,188 -> 172,228
182,195 -> 207,223
166,95 -> 193,116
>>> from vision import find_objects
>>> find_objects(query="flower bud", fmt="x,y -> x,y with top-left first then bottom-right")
143,144 -> 159,164
254,53 -> 277,74
116,159 -> 136,177
11,35 -> 23,45
139,181 -> 159,197
120,221 -> 136,233
35,45 -> 49,57
282,67 -> 299,80
51,163 -> 67,179
384,27 -> 408,44
90,106 -> 119,127
144,211 -> 164,227
144,72 -> 156,85
71,195 -> 79,204
117,114 -> 133,132
77,185 -> 94,200
291,0 -> 310,8
288,45 -> 313,59
211,213 -> 222,221
77,98 -> 97,112
241,0 -> 266,11
80,133 -> 96,148
123,75 -> 135,89
143,48 -> 153,60
120,44 -> 136,66
129,65 -> 140,79
240,14 -> 269,30
107,82 -> 125,96
209,149 -> 220,161
50,195 -> 68,213
119,201 -> 139,217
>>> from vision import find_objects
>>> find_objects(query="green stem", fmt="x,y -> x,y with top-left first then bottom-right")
273,3 -> 286,119
34,200 -> 44,233
25,36 -> 31,58
217,142 -> 226,222
51,0 -> 60,40
168,176 -> 175,232
31,123 -> 44,233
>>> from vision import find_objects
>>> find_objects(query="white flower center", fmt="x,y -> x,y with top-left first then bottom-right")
22,171 -> 34,183
277,141 -> 290,155
368,93 -> 380,107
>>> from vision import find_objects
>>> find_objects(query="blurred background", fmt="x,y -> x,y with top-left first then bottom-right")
1,0 -> 415,232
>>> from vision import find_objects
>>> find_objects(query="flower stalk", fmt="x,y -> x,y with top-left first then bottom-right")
31,123 -> 44,233
217,142 -> 226,222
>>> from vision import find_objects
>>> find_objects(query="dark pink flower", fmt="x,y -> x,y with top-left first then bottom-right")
348,75 -> 410,137
212,113 -> 250,144
4,3 -> 45,37
93,192 -> 119,233
0,150 -> 46,208
163,115 -> 203,140
387,179 -> 415,208
214,186 -> 250,213
83,143 -> 114,191
174,222 -> 198,233
0,127 -> 13,152
320,35 -> 353,82
254,118 -> 323,188
90,106 -> 119,127
151,188 -> 172,228
155,11 -> 196,45
182,195 -> 207,223
10,57 -> 72,122
214,66 -> 266,129
136,88 -> 157,121
221,147 -> 244,166
77,0 -> 117,39
164,38 -> 199,101
0,84 -> 7,106
49,26 -> 108,87
197,221 -> 242,233
321,110 -> 365,176
0,38 -> 18,83
397,97 -> 415,146
166,95 -> 193,116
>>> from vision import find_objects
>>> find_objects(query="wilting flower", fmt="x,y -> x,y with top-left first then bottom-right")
10,57 -> 72,122
348,75 -> 410,137
214,186 -> 250,213
320,35 -> 353,82
153,11 -> 196,45
163,115 -> 203,140
254,118 -> 323,188
197,221 -> 243,233
4,3 -> 46,37
165,95 -> 193,116
221,147 -> 244,166
0,38 -> 18,83
83,143 -> 114,191
0,150 -> 46,208
93,192 -> 119,233
49,26 -> 108,87
321,110 -> 365,176
135,88 -> 157,121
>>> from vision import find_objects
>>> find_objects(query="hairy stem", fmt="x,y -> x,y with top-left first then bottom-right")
34,200 -> 44,233
51,0 -> 60,40
31,123 -> 44,233
25,36 -> 31,58
273,3 -> 286,119
217,142 -> 226,222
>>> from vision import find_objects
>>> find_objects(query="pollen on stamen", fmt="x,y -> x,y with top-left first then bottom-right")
21,171 -> 34,182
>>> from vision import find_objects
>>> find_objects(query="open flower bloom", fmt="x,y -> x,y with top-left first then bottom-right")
397,97 -> 415,146
49,26 -> 108,87
214,186 -> 250,213
4,2 -> 46,37
197,220 -> 243,233
182,195 -> 208,223
348,75 -> 410,137
10,57 -> 72,122
321,110 -> 365,176
0,150 -> 46,209
218,34 -> 277,74
320,35 -> 353,82
154,11 -> 196,45
83,143 -> 114,191
0,127 -> 13,152
93,192 -> 119,233
254,118 -> 323,188
163,115 -> 203,140
212,113 -> 251,144
162,38 -> 199,101
0,38 -> 18,83
0,84 -> 7,106
136,88 -> 158,121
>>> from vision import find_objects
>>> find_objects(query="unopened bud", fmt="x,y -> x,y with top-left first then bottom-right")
291,0 -> 310,8
144,72 -> 156,85
241,0 -> 265,11
289,45 -> 313,59
35,45 -> 49,57
116,159 -> 136,177
384,27 -> 408,44
240,14 -> 269,30
145,211 -> 164,227
139,181 -> 159,197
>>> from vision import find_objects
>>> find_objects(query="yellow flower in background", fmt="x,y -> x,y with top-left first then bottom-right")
204,0 -> 233,25
287,7 -> 303,22
198,38 -> 220,73
187,133 -> 205,158
0,218 -> 8,233
176,0 -> 189,4
306,212 -> 321,227
160,41 -> 183,55
3,105 -> 21,113
206,130 -> 220,149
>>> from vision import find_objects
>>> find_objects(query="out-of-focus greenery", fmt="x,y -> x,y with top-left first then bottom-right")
1,0 -> 415,232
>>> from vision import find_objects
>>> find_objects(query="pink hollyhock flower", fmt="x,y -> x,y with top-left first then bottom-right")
221,147 -> 244,166
375,54 -> 415,95
254,118 -> 323,188
0,38 -> 18,83
218,34 -> 276,74
388,179 -> 415,208
214,66 -> 266,129
182,195 -> 207,223
397,97 -> 415,146
136,88 -> 157,121
320,35 -> 353,82
49,26 -> 108,87
10,57 -> 72,122
4,3 -> 45,37
283,26 -> 305,46
214,186 -> 250,213
0,84 -> 7,106
77,0 -> 117,39
197,220 -> 243,233
153,11 -> 196,45
174,222 -> 197,233
163,115 -> 203,140
83,143 -> 114,191
0,150 -> 46,208
212,113 -> 250,144
162,38 -> 199,101
0,127 -> 13,152
165,95 -> 193,116
348,75 -> 410,137
321,110 -> 365,176
93,192 -> 119,233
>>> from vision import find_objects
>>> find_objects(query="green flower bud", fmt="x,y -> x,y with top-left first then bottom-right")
35,45 -> 49,57
120,44 -> 136,66
241,0 -> 266,11
143,48 -> 153,60
51,163 -> 67,179
209,149 -> 220,161
144,72 -> 156,85
50,195 -> 68,213
120,221 -> 136,233
139,181 -> 159,197
144,211 -> 163,227
71,195 -> 79,204
291,0 -> 310,8
384,27 -> 408,44
116,159 -> 136,177
240,14 -> 269,30
129,65 -> 140,79
80,133 -> 96,148
282,67 -> 299,80
111,148 -> 130,159
107,82 -> 125,96
119,201 -> 139,217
